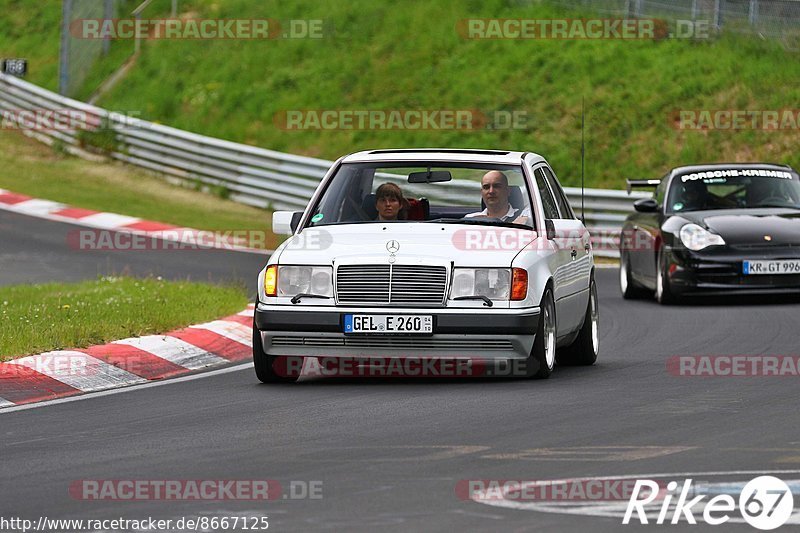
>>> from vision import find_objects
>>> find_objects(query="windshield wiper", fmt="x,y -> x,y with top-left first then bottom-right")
752,203 -> 800,210
426,218 -> 529,229
291,293 -> 331,304
453,295 -> 493,307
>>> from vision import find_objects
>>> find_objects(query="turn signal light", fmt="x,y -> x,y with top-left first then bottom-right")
511,268 -> 528,301
264,265 -> 278,296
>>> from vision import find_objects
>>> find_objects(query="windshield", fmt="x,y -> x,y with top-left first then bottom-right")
306,162 -> 535,229
667,169 -> 800,213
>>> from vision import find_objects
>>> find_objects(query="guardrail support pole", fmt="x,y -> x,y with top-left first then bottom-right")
103,0 -> 114,55
749,0 -> 759,26
58,0 -> 73,95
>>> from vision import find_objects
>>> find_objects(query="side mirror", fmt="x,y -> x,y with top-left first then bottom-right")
273,211 -> 303,235
633,198 -> 659,213
545,219 -> 556,240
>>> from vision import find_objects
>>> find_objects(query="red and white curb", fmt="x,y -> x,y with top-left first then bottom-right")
0,188 -> 269,254
0,305 -> 255,408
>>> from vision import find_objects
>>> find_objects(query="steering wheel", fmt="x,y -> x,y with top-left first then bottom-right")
753,195 -> 787,206
461,216 -> 505,223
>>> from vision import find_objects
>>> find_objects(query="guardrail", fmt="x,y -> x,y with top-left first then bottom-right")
0,73 -> 649,257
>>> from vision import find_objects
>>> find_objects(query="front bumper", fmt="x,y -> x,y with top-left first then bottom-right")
665,247 -> 800,295
255,304 -> 540,359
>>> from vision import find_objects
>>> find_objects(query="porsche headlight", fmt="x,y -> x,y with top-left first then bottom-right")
679,223 -> 726,251
277,266 -> 332,297
450,268 -> 511,300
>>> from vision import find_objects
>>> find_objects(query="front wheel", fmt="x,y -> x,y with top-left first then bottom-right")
619,251 -> 649,299
253,319 -> 300,383
557,277 -> 599,366
655,249 -> 678,305
527,288 -> 556,379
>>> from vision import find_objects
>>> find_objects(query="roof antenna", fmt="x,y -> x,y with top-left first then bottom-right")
581,96 -> 586,225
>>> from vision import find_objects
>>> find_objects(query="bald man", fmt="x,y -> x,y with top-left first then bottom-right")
466,170 -> 530,224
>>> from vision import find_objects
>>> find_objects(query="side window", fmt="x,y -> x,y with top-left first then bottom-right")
541,166 -> 575,219
533,167 -> 560,219
655,174 -> 668,206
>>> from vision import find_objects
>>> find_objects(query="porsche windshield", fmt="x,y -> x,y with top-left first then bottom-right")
305,162 -> 535,229
668,169 -> 800,212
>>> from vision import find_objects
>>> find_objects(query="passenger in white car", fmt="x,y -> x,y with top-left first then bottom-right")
375,182 -> 409,221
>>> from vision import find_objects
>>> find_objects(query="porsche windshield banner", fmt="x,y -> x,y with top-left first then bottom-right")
681,169 -> 793,182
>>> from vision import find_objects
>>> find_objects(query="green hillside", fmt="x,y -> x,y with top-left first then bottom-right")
3,0 -> 799,189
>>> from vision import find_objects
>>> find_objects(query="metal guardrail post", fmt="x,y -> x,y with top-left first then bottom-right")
58,0 -> 73,95
132,0 -> 155,56
102,0 -> 114,55
749,0 -> 759,26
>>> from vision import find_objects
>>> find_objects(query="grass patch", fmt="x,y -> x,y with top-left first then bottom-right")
0,130 -> 278,247
0,276 -> 249,360
88,0 -> 800,189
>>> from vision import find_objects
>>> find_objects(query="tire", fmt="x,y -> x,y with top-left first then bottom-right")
619,251 -> 649,299
655,249 -> 678,305
527,288 -> 556,379
253,319 -> 300,383
557,277 -> 599,366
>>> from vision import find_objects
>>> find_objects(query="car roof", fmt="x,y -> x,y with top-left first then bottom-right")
669,162 -> 796,178
343,148 -> 542,165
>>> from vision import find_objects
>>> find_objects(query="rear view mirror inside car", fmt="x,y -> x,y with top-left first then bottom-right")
408,170 -> 452,183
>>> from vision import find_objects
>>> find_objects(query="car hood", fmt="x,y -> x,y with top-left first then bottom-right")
679,209 -> 800,246
275,223 -> 543,267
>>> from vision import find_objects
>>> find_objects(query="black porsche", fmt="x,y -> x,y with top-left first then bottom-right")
619,163 -> 800,304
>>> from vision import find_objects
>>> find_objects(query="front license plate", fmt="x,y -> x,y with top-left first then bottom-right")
344,314 -> 433,335
743,260 -> 800,275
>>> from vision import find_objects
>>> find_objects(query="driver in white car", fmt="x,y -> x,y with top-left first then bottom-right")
466,170 -> 531,224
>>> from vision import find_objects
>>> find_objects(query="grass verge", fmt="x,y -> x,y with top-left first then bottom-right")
0,130 -> 278,247
0,276 -> 249,361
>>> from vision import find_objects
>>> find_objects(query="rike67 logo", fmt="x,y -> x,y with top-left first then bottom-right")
624,476 -> 794,529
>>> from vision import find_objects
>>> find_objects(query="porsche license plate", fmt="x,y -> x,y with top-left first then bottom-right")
344,314 -> 433,334
743,260 -> 800,275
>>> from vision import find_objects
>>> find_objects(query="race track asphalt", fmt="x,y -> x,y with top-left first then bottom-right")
2,209 -> 799,532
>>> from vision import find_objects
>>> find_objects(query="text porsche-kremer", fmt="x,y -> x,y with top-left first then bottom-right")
621,163 -> 800,304
253,149 -> 599,382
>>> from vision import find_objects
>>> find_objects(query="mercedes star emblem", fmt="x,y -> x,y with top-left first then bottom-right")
386,240 -> 400,253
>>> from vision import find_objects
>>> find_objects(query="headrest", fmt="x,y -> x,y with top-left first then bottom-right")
481,185 -> 524,210
361,193 -> 378,220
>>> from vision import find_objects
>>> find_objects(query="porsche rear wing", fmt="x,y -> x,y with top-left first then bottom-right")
626,179 -> 661,195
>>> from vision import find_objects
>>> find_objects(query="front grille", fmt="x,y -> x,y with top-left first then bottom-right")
336,265 -> 448,306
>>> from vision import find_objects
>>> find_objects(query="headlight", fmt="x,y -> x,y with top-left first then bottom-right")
450,268 -> 511,300
277,266 -> 332,297
679,223 -> 726,251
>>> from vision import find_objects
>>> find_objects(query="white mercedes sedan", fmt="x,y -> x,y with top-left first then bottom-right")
254,149 -> 598,381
